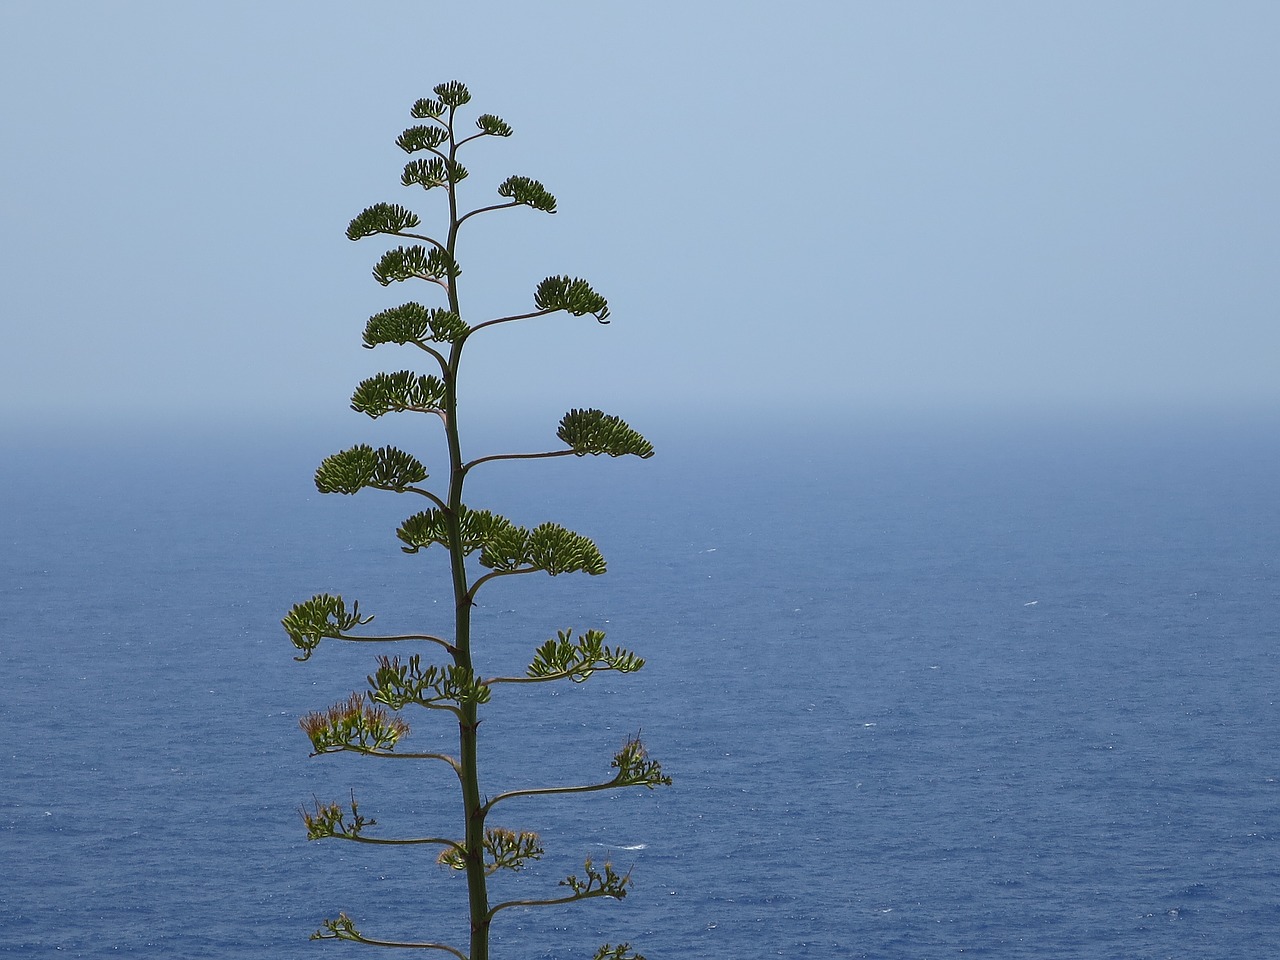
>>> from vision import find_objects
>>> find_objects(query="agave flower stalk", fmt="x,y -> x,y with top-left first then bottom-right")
283,81 -> 667,960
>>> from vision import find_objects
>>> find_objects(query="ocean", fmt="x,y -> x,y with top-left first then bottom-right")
2,412 -> 1278,958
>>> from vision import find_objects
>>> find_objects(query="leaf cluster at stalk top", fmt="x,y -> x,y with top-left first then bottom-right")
558,409 -> 654,458
411,97 -> 445,120
395,505 -> 511,555
373,245 -> 459,285
526,629 -> 645,682
487,521 -> 606,575
350,371 -> 447,418
363,303 -> 469,348
535,276 -> 609,322
347,202 -> 421,241
439,827 -> 541,873
282,594 -> 373,660
402,156 -> 469,190
475,113 -> 513,137
302,795 -> 375,842
396,506 -> 606,576
498,175 -> 556,213
410,80 -> 473,121
396,124 -> 449,153
433,80 -> 471,107
612,737 -> 671,788
314,444 -> 427,495
301,693 -> 409,754
368,655 -> 491,711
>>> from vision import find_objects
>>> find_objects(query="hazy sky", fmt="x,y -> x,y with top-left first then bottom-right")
2,1 -> 1278,435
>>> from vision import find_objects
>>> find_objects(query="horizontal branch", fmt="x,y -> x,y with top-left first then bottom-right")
404,486 -> 449,511
465,567 -> 538,604
482,739 -> 667,812
456,200 -> 519,227
466,308 -> 555,336
413,700 -> 467,721
367,749 -> 465,783
388,230 -> 447,252
332,631 -> 456,657
313,745 -> 463,776
351,935 -> 465,956
484,665 -> 619,685
345,835 -> 463,852
484,673 -> 563,685
489,886 -> 619,917
454,130 -> 491,149
461,449 -> 572,477
482,777 -> 619,814
315,915 -> 467,958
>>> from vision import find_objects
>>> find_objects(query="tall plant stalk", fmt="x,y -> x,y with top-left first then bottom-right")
282,82 -> 668,960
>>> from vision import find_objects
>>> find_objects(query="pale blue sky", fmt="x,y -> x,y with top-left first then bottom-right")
2,1 -> 1278,435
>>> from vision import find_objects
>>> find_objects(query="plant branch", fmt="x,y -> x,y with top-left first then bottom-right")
488,887 -> 619,916
461,449 -> 572,477
482,777 -> 621,815
346,835 -> 463,851
405,486 -> 450,511
312,915 -> 467,958
332,631 -> 456,657
353,936 -> 465,956
482,738 -> 668,813
465,308 -> 556,336
456,200 -> 519,228
412,342 -> 450,376
488,858 -> 632,918
389,231 -> 448,252
313,746 -> 464,776
414,701 -> 467,721
465,568 -> 538,604
484,665 -> 620,685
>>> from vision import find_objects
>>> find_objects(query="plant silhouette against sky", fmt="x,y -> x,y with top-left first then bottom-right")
282,81 -> 668,960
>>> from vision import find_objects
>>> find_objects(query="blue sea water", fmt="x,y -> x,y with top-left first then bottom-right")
2,413 -> 1279,958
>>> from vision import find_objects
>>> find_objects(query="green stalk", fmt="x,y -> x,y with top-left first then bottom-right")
441,102 -> 491,960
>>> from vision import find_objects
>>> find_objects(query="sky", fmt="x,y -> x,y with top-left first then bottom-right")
2,1 -> 1278,438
